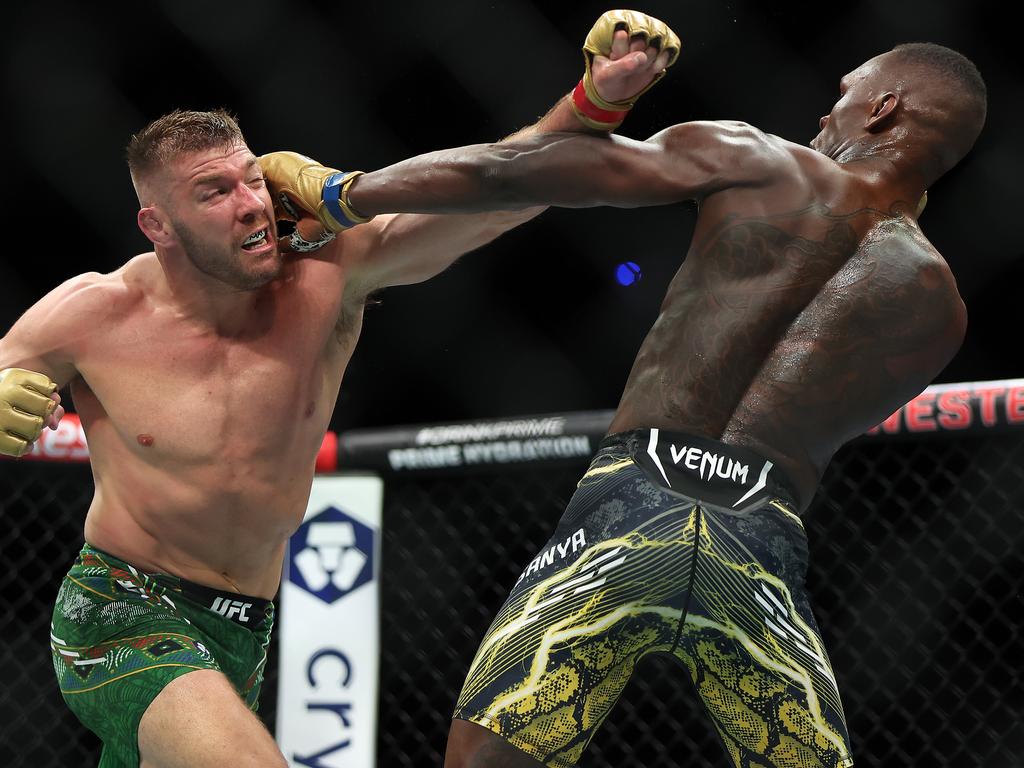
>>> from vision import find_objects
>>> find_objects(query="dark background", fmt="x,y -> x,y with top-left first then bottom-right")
2,0 -> 1020,434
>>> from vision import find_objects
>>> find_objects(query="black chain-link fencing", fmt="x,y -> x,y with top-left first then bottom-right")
2,429 -> 1021,766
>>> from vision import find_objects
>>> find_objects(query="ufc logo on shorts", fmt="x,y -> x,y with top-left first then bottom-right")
210,596 -> 252,622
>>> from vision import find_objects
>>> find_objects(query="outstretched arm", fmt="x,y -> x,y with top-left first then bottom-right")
348,120 -> 781,214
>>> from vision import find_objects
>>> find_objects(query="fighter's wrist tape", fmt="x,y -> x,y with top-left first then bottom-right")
322,171 -> 372,230
571,78 -> 631,131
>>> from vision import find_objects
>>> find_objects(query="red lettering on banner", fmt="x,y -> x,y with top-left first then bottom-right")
905,393 -> 937,432
937,390 -> 972,430
975,387 -> 1003,427
1007,386 -> 1024,424
27,415 -> 89,461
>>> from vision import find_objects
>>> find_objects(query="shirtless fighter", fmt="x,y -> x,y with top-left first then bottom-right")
292,41 -> 985,767
0,11 -> 678,767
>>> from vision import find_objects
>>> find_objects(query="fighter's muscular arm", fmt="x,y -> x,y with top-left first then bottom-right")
0,274 -> 104,455
348,120 -> 784,216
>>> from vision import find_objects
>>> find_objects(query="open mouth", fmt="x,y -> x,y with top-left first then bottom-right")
242,228 -> 270,251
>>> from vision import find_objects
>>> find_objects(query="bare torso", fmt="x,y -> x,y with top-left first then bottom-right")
608,136 -> 967,510
69,253 -> 361,597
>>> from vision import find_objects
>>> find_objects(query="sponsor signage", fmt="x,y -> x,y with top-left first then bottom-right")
338,380 -> 1024,472
276,475 -> 383,768
23,413 -> 89,461
343,412 -> 615,472
865,379 -> 1024,437
9,379 -> 1024,469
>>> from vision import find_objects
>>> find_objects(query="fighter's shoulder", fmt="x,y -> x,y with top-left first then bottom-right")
652,121 -> 796,186
281,225 -> 384,308
41,256 -> 149,318
655,120 -> 780,151
864,217 -> 945,266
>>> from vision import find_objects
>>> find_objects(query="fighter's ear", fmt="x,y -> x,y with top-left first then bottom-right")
865,92 -> 899,133
138,206 -> 173,247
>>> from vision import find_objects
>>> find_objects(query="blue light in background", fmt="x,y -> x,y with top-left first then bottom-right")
615,261 -> 642,286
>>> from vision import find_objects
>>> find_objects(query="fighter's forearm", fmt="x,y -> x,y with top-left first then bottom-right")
345,143 -> 534,216
344,87 -> 614,215
352,91 -> 606,216
259,98 -> 609,233
346,131 -> 627,216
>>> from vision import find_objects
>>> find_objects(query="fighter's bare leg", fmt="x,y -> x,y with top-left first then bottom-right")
445,720 -> 546,768
138,669 -> 286,768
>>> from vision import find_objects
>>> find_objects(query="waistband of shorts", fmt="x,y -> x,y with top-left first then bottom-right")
598,429 -> 798,512
79,543 -> 273,631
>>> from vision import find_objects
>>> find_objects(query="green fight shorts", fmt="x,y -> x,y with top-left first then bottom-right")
50,544 -> 274,768
453,429 -> 854,768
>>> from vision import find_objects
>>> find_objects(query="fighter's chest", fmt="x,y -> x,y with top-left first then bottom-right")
75,310 -> 339,452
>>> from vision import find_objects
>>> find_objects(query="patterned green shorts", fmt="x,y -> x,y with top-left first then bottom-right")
51,544 -> 274,768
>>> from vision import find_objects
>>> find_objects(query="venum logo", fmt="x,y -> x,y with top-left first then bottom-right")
288,506 -> 375,605
668,443 -> 749,484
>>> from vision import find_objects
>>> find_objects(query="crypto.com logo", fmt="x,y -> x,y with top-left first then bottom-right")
287,506 -> 376,604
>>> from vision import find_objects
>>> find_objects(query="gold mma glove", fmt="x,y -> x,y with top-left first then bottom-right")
258,151 -> 372,233
573,10 -> 681,131
0,368 -> 57,458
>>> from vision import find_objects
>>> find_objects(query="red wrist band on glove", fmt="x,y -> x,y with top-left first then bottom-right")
571,79 -> 630,129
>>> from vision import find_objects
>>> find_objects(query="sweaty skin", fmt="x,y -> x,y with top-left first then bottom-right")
344,53 -> 971,512
68,248 -> 354,598
1,143 -> 541,597
606,176 -> 965,509
1,27 -> 674,599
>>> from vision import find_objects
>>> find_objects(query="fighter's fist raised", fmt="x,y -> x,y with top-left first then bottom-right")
573,10 -> 681,131
0,368 -> 60,458
259,151 -> 372,235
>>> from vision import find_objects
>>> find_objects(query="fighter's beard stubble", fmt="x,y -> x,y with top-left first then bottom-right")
175,219 -> 281,291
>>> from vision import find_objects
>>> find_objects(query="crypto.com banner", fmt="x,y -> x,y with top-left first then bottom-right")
276,475 -> 383,768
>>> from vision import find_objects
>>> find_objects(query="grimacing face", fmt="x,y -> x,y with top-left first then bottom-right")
164,142 -> 282,290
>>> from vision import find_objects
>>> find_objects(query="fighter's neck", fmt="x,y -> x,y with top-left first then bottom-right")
834,152 -> 928,214
149,251 -> 267,335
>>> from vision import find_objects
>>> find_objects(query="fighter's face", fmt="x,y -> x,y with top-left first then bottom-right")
164,143 -> 282,290
811,56 -> 887,159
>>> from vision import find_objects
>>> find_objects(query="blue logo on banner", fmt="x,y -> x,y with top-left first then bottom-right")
288,506 -> 376,604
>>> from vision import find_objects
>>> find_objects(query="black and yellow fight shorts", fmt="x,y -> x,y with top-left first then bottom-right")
453,429 -> 854,768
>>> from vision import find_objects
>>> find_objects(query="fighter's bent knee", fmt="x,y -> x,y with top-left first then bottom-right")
445,719 -> 546,768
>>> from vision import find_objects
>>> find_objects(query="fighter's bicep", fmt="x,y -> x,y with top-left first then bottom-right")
0,275 -> 105,387
338,212 -> 450,298
508,126 -> 774,207
648,121 -> 783,200
496,133 -> 685,208
0,327 -> 76,388
336,214 -> 401,299
341,208 -> 540,297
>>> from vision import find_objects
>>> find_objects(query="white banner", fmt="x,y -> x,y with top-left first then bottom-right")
276,474 -> 383,768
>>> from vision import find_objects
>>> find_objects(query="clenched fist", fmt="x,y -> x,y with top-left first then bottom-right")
259,151 -> 371,233
0,368 -> 60,458
572,10 -> 682,130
